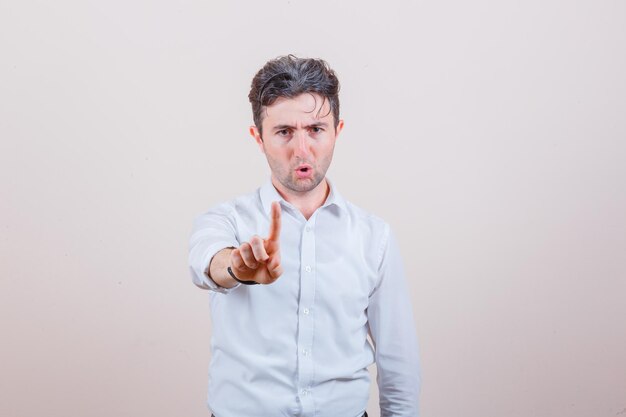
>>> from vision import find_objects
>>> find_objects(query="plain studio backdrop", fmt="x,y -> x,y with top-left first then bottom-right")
1,1 -> 625,416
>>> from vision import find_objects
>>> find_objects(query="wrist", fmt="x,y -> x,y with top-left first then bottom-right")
227,266 -> 259,285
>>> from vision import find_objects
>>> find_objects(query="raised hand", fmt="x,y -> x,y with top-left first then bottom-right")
229,201 -> 283,284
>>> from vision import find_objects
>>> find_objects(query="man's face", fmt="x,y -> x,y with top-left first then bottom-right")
250,93 -> 344,194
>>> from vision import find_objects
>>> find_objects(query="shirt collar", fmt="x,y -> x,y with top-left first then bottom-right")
259,176 -> 348,216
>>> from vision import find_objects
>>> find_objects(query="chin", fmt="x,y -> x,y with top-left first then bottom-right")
287,176 -> 323,193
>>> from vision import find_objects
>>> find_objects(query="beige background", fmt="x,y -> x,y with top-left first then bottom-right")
1,0 -> 625,416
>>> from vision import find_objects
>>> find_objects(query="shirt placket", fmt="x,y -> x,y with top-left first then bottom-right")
296,216 -> 317,417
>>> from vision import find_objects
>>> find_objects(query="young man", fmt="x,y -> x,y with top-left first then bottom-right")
189,55 -> 420,417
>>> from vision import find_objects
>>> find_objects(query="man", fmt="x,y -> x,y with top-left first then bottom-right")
189,55 -> 420,417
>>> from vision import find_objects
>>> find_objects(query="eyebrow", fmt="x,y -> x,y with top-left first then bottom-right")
272,122 -> 329,132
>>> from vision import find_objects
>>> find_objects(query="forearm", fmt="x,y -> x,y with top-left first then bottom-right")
208,247 -> 239,289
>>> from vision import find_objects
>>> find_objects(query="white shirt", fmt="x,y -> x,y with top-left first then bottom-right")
188,178 -> 420,417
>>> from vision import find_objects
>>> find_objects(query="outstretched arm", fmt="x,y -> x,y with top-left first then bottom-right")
209,201 -> 283,286
189,201 -> 283,292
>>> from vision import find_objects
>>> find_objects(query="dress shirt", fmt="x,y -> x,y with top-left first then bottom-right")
188,178 -> 420,417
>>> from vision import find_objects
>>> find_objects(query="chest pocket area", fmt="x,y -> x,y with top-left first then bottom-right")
314,238 -> 374,327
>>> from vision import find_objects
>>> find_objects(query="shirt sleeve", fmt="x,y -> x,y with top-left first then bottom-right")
188,204 -> 241,294
367,225 -> 421,417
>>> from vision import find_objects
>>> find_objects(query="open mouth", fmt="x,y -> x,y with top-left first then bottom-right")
295,164 -> 313,177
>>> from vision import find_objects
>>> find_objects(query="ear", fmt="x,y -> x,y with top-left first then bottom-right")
249,125 -> 265,154
334,119 -> 345,138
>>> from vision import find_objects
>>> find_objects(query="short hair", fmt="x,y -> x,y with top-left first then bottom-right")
248,54 -> 341,136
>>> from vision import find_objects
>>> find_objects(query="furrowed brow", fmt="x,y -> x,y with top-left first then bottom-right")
272,122 -> 328,132
307,122 -> 329,129
272,124 -> 295,132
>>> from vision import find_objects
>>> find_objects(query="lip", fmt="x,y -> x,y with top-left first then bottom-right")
295,164 -> 313,179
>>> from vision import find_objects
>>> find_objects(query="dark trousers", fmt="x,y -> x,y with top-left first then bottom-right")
212,413 -> 368,417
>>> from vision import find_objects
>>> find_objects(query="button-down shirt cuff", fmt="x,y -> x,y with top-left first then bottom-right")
190,241 -> 240,294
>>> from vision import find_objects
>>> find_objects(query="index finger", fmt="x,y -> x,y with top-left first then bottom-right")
267,201 -> 282,243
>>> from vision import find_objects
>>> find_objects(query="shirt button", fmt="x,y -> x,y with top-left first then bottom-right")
305,265 -> 312,272
301,389 -> 309,396
303,308 -> 310,315
305,226 -> 311,232
302,348 -> 309,356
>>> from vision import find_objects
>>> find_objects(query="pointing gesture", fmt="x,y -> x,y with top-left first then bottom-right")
230,201 -> 283,285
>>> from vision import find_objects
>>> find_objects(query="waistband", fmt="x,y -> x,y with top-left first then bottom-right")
212,413 -> 368,417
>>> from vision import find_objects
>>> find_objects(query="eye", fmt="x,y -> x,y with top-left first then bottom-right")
310,126 -> 323,134
277,129 -> 291,137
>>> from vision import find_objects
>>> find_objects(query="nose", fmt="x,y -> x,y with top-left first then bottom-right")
293,130 -> 311,159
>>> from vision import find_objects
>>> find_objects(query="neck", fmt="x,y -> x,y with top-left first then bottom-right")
271,176 -> 330,220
